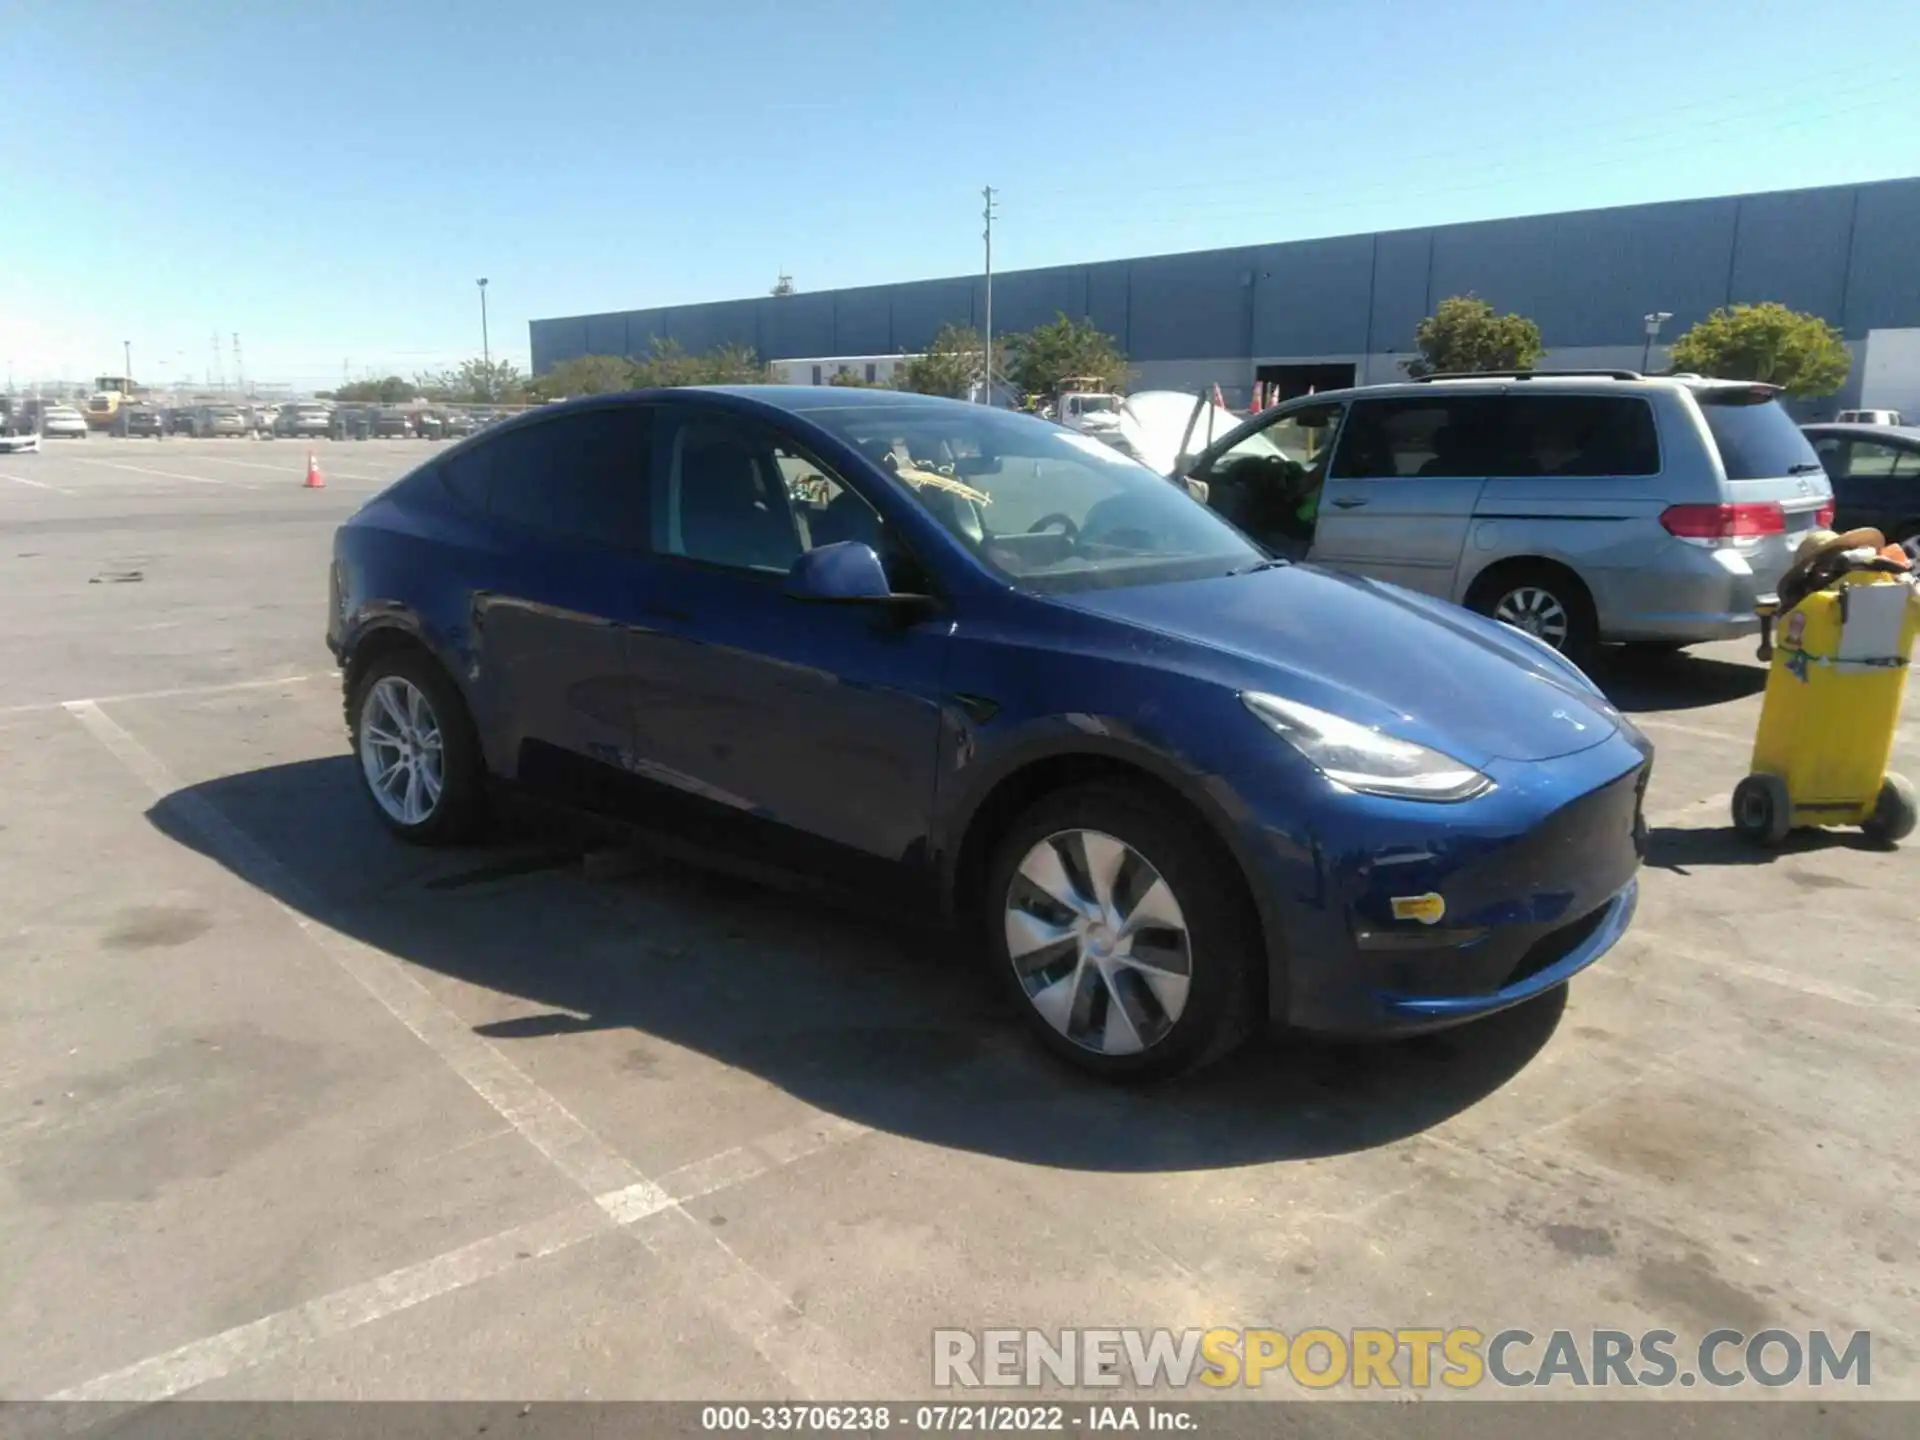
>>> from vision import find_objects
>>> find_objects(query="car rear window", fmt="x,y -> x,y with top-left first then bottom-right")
1697,393 -> 1822,479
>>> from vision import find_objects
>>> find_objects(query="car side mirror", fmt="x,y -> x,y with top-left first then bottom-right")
785,541 -> 895,603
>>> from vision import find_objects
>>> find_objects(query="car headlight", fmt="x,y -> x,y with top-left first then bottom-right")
1241,692 -> 1492,802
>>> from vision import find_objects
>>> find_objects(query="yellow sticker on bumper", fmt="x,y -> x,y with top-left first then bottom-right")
1391,892 -> 1447,925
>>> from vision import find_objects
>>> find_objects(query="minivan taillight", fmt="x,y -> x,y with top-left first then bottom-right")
1659,502 -> 1787,540
1816,500 -> 1835,529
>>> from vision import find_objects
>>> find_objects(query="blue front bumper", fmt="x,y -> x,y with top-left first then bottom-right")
1375,875 -> 1637,1029
1219,723 -> 1651,1035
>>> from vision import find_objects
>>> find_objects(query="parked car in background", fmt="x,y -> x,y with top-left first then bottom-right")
440,410 -> 478,439
202,405 -> 250,438
327,386 -> 1649,1079
113,404 -> 164,437
370,407 -> 411,438
1173,372 -> 1834,657
168,406 -> 200,436
40,404 -> 89,438
331,405 -> 373,440
276,402 -> 334,438
1834,409 -> 1905,427
1803,423 -> 1920,562
412,410 -> 445,439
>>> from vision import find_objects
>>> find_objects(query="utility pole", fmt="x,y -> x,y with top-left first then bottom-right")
232,333 -> 245,397
210,332 -> 224,394
123,340 -> 132,386
981,186 -> 997,405
477,278 -> 491,400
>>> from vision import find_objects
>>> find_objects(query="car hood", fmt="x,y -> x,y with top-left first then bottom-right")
1057,564 -> 1624,765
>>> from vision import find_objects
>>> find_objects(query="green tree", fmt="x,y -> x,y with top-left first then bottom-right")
531,354 -> 638,399
827,368 -> 883,387
1007,312 -> 1127,400
1404,295 -> 1544,377
415,358 -> 525,403
1666,302 -> 1851,397
331,375 -> 414,403
897,324 -> 1002,399
699,343 -> 771,384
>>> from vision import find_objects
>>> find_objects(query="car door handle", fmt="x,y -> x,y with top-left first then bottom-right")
1331,497 -> 1368,509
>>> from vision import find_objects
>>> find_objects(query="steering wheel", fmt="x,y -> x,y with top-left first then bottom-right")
1027,512 -> 1080,539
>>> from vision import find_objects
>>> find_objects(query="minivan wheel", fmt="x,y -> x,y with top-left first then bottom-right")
1472,565 -> 1596,658
984,782 -> 1260,1081
348,650 -> 488,845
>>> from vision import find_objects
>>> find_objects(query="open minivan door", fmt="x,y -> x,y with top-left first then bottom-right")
1183,399 -> 1348,561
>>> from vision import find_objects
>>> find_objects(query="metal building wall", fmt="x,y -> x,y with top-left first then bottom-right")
529,177 -> 1920,399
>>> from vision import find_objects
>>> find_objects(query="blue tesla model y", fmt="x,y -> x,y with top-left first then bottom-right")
328,386 -> 1649,1079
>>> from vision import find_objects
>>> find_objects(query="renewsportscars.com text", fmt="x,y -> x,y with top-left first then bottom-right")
932,1327 -> 1872,1391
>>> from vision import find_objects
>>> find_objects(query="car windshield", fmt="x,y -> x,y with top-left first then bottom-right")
805,400 -> 1262,593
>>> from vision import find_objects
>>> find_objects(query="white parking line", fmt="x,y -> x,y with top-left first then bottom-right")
57,699 -> 872,1402
59,455 -> 250,486
0,469 -> 75,494
193,453 -> 391,483
1635,714 -> 1749,744
47,1201 -> 611,1402
0,671 -> 335,718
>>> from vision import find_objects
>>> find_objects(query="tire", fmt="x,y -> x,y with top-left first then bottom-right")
347,648 -> 489,845
1469,564 -> 1597,659
1731,772 -> 1792,846
1862,772 -> 1917,846
983,781 -> 1262,1081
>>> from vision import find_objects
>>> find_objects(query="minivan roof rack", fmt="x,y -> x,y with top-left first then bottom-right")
1411,369 -> 1645,382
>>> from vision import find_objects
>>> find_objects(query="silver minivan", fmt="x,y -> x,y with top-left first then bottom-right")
1179,372 -> 1835,655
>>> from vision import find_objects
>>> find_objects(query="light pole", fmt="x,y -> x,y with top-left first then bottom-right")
477,278 -> 491,400
123,340 -> 132,386
1641,311 -> 1672,373
981,187 -> 996,405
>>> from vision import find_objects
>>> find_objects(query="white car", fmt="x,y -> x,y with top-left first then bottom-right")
1835,408 -> 1905,427
41,405 -> 88,439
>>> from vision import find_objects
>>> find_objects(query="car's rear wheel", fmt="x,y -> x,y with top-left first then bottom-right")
985,782 -> 1260,1081
1470,563 -> 1597,659
348,649 -> 488,845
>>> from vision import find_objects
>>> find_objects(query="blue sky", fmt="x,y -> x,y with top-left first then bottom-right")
4,0 -> 1916,389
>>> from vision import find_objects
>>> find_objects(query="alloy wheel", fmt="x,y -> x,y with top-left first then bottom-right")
1003,829 -> 1192,1056
1494,586 -> 1571,649
359,675 -> 445,827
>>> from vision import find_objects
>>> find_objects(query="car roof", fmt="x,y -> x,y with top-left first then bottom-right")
1261,373 -> 1777,408
1802,422 -> 1920,442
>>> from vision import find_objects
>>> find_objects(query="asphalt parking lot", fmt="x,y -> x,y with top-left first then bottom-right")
1,437 -> 1916,1421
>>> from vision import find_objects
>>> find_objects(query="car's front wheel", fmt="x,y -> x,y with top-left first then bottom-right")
985,782 -> 1261,1080
348,650 -> 488,845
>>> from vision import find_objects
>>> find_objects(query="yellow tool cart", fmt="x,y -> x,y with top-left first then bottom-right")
1736,528 -> 1919,846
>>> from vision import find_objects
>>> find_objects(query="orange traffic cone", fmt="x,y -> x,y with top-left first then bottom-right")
304,452 -> 325,489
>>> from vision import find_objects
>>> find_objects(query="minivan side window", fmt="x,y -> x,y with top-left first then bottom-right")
439,406 -> 653,546
1330,395 -> 1658,479
1503,396 -> 1659,477
1330,399 -> 1503,479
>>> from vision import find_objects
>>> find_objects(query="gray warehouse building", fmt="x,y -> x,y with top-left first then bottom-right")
530,176 -> 1920,416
